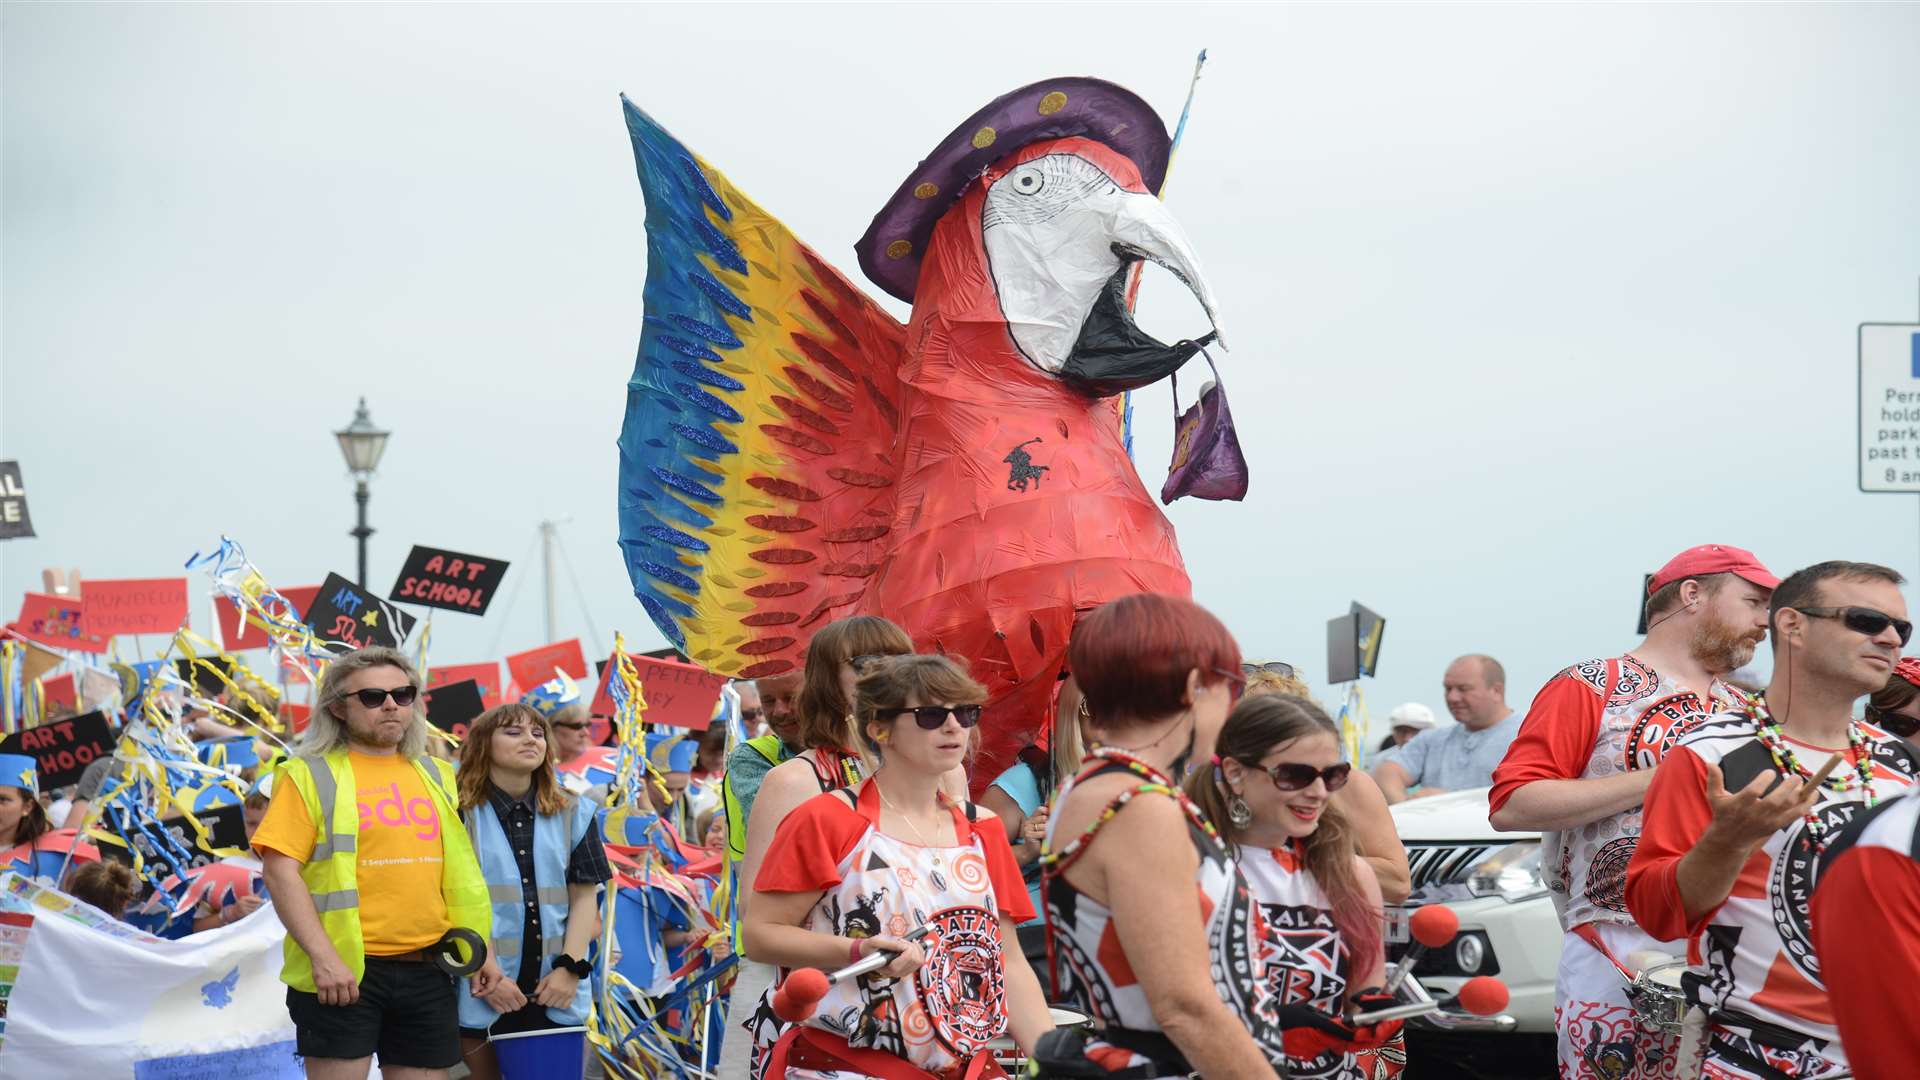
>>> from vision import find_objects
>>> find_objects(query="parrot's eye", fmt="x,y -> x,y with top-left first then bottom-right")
1011,168 -> 1044,196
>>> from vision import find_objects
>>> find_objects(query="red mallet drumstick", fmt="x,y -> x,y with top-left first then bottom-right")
772,967 -> 831,1022
1382,905 -> 1461,995
771,926 -> 934,1023
1349,976 -> 1512,1026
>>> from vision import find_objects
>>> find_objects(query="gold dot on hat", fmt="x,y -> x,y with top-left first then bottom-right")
971,126 -> 997,149
1037,91 -> 1068,116
885,240 -> 912,259
913,182 -> 938,200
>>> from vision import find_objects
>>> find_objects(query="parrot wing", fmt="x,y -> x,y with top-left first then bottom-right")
617,97 -> 907,679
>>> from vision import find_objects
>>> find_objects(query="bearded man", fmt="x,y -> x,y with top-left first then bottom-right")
1490,544 -> 1778,1079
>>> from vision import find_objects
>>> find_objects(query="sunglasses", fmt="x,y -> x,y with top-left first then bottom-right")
883,704 -> 983,730
1795,606 -> 1914,646
1261,761 -> 1352,793
351,685 -> 419,709
1241,661 -> 1297,679
740,707 -> 765,722
552,720 -> 591,732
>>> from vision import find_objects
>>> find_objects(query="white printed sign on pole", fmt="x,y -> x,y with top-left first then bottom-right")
1859,323 -> 1920,492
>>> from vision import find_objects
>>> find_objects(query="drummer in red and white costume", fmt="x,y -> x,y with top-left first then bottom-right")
1809,783 -> 1920,1078
743,654 -> 1052,1079
1626,561 -> 1920,1079
1490,543 -> 1776,1079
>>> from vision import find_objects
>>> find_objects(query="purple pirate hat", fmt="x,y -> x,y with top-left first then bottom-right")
856,77 -> 1172,305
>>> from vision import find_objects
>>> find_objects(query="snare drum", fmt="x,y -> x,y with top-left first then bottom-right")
1626,958 -> 1690,1036
990,1007 -> 1093,1068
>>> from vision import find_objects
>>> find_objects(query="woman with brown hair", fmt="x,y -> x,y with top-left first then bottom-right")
736,615 -> 917,925
1867,656 -> 1920,744
1239,668 -> 1411,902
743,654 -> 1052,1078
1188,694 -> 1400,1079
454,703 -> 611,1079
1039,592 -> 1282,1078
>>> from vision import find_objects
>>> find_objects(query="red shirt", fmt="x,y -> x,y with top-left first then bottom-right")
756,786 -> 1035,923
1625,713 -> 1917,1052
1810,790 -> 1920,1078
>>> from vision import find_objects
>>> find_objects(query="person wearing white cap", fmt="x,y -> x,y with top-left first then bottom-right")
1374,702 -> 1436,758
1488,543 -> 1778,1079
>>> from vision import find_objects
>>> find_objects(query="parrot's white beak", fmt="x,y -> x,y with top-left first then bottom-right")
982,150 -> 1226,397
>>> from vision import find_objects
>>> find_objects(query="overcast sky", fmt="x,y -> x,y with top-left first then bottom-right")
5,3 -> 1919,733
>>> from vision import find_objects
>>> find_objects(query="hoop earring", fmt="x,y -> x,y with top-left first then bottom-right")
1227,792 -> 1254,829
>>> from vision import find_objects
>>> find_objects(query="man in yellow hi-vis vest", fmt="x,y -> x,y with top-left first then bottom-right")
256,646 -> 491,1080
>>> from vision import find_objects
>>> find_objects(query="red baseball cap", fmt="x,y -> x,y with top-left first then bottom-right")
1893,656 -> 1920,690
1647,544 -> 1780,595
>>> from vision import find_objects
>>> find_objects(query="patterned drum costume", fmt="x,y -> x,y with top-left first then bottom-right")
1492,655 -> 1740,1079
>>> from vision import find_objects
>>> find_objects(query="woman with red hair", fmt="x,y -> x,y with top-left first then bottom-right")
1038,593 -> 1283,1078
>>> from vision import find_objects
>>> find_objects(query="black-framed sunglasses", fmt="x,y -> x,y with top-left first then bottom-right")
1242,661 -> 1297,679
883,704 -> 983,730
1794,606 -> 1913,646
552,720 -> 591,732
740,707 -> 765,722
352,685 -> 419,709
1262,761 -> 1353,793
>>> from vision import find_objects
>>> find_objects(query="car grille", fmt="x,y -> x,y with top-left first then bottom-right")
1405,842 -> 1495,890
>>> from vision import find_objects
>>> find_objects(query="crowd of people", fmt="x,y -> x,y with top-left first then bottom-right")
6,544 -> 1920,1080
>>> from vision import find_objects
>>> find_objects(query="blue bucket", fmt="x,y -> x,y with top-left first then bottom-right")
491,1024 -> 587,1080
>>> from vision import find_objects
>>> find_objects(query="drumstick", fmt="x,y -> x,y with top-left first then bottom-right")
1808,753 -> 1844,789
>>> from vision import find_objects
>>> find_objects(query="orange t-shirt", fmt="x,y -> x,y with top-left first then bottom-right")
253,750 -> 452,954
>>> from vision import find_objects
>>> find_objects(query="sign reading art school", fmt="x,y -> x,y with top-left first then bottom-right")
389,545 -> 510,616
303,573 -> 416,651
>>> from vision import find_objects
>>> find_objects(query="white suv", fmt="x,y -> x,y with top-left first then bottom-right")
1387,787 -> 1563,1040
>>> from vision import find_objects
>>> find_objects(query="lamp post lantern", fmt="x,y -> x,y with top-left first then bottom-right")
334,397 -> 390,587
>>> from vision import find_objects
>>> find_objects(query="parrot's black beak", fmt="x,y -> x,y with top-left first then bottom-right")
1058,259 -> 1218,398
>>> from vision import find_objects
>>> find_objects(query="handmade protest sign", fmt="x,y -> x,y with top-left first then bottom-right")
0,461 -> 33,540
175,657 -> 235,698
40,672 -> 77,714
216,584 -> 319,652
424,679 -> 486,737
429,662 -> 502,709
303,573 -> 416,651
389,546 -> 509,616
589,652 -> 726,729
12,592 -> 107,653
504,639 -> 587,695
83,578 -> 190,638
98,802 -> 248,871
1,710 -> 115,789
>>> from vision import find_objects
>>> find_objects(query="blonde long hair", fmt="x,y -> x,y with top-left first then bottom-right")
300,647 -> 432,760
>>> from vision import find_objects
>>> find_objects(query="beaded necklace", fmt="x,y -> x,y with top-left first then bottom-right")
1038,746 -> 1223,875
1741,690 -> 1876,849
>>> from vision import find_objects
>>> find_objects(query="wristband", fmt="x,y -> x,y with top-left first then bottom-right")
849,938 -> 863,965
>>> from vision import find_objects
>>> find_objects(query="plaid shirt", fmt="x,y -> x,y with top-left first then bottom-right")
484,783 -> 612,991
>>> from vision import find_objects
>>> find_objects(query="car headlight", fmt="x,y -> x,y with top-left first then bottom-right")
1464,840 -> 1547,903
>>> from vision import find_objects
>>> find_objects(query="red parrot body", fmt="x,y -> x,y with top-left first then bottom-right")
618,98 -> 1224,792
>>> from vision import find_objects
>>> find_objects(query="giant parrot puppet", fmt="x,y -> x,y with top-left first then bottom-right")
617,77 -> 1244,790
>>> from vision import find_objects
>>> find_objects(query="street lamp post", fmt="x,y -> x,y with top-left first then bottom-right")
334,398 -> 390,587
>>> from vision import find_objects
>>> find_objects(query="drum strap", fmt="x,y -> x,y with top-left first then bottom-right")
1570,922 -> 1637,981
766,1026 -> 1006,1080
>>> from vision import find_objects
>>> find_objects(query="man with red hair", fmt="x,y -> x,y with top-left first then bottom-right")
1492,544 -> 1776,1078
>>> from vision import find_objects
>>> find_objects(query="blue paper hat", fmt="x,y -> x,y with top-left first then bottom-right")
520,670 -> 581,720
0,754 -> 39,796
197,737 -> 261,771
644,731 -> 697,774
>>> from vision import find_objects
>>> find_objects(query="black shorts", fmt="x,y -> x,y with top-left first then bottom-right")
459,998 -> 566,1040
286,956 -> 460,1068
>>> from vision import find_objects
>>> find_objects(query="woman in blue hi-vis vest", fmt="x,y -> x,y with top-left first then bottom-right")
454,703 -> 612,1080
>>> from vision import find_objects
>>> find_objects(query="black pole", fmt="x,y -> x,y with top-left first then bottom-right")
352,478 -> 373,587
